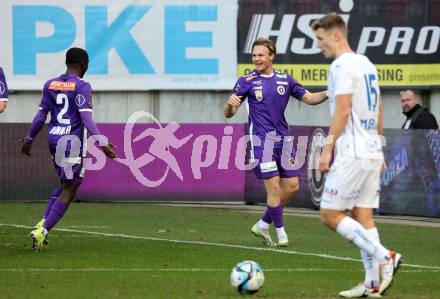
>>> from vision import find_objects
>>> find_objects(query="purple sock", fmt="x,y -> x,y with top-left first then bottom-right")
43,187 -> 63,219
261,208 -> 272,224
268,205 -> 284,228
43,199 -> 68,231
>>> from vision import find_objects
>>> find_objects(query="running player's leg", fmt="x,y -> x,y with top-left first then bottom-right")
320,162 -> 391,262
43,183 -> 79,231
251,176 -> 281,247
31,160 -> 84,251
352,207 -> 380,291
352,164 -> 401,295
279,177 -> 299,207
278,141 -> 301,207
320,158 -> 401,295
35,187 -> 63,228
274,177 -> 299,246
263,177 -> 286,246
250,146 -> 280,246
351,167 -> 381,291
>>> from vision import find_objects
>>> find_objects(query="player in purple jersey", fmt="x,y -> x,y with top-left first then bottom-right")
225,38 -> 328,247
20,48 -> 117,251
0,66 -> 9,113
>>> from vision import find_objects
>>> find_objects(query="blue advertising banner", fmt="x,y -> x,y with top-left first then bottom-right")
0,0 -> 238,90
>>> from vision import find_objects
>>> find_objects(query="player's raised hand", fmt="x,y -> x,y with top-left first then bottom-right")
18,138 -> 33,156
102,143 -> 117,159
227,94 -> 242,107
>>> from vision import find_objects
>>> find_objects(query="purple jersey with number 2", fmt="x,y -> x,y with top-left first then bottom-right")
40,74 -> 93,155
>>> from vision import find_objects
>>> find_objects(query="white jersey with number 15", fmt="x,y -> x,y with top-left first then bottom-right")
328,52 -> 384,160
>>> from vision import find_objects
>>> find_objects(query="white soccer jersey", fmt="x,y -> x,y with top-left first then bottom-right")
328,52 -> 383,160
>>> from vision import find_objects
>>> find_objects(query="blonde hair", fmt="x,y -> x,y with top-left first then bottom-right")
252,37 -> 276,54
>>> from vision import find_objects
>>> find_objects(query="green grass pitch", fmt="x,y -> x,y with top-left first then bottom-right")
1,203 -> 439,298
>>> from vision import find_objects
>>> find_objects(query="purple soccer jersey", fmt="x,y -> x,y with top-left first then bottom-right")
232,69 -> 306,145
232,69 -> 306,179
0,67 -> 8,102
40,74 -> 93,156
26,74 -> 98,184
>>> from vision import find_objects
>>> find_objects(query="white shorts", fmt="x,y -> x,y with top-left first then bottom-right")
320,157 -> 382,211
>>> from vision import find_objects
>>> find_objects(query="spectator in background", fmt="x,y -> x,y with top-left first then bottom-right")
401,89 -> 438,129
0,67 -> 8,113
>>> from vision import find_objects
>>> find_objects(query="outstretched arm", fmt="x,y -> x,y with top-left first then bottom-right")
300,90 -> 328,105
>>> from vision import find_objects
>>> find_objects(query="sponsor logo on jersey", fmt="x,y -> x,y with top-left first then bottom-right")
255,89 -> 263,101
276,81 -> 288,85
75,94 -> 86,107
49,81 -> 76,91
277,85 -> 285,95
252,80 -> 262,85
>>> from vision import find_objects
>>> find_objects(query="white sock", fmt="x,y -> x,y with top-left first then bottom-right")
276,226 -> 287,238
336,217 -> 389,263
361,228 -> 380,287
258,219 -> 270,230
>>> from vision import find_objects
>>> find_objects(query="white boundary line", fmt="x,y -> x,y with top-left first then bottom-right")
0,268 -> 436,273
1,223 -> 439,271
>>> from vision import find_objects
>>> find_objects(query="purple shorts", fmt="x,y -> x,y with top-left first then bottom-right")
49,136 -> 86,185
251,145 -> 301,180
52,157 -> 85,185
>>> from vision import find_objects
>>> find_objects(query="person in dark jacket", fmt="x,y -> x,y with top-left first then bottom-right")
401,89 -> 438,129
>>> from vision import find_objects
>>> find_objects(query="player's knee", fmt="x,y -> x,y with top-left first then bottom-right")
288,182 -> 300,194
268,184 -> 282,198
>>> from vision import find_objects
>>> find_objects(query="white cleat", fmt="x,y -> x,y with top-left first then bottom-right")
277,234 -> 289,247
251,223 -> 275,247
339,283 -> 381,298
379,251 -> 402,295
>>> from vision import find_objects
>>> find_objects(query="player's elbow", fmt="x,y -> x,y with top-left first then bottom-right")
338,107 -> 350,119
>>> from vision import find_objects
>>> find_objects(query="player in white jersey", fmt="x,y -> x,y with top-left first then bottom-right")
312,13 -> 401,297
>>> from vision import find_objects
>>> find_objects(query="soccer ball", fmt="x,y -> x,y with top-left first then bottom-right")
230,260 -> 264,294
